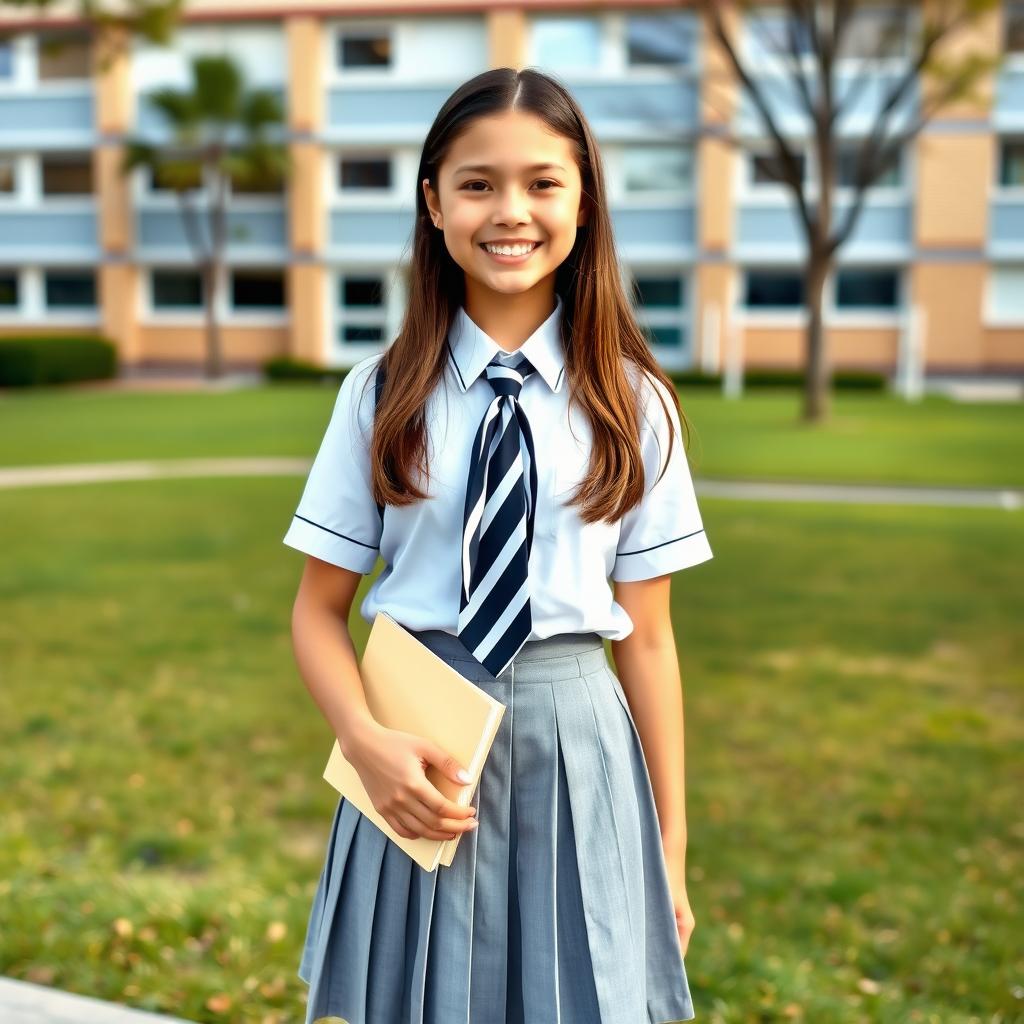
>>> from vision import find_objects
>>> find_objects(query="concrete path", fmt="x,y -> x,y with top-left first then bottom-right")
0,978 -> 195,1024
0,457 -> 1020,510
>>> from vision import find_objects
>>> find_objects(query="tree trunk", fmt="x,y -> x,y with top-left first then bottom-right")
802,253 -> 831,423
203,261 -> 223,379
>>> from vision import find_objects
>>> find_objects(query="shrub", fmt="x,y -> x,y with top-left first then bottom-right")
0,335 -> 118,387
263,356 -> 346,384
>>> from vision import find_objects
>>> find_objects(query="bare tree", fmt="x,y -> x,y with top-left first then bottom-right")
699,0 -> 1002,422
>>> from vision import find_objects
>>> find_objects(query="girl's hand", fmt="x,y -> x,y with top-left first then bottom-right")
346,721 -> 479,841
663,848 -> 695,957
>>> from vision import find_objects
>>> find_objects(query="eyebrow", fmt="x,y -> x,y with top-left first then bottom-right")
453,162 -> 567,175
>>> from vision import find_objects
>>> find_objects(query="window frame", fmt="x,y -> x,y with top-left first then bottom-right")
738,262 -> 905,326
43,267 -> 98,311
328,264 -> 407,364
984,263 -> 1024,326
623,264 -> 692,362
526,10 -> 701,82
608,141 -> 696,205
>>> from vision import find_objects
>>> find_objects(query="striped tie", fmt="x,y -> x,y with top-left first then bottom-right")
457,353 -> 538,678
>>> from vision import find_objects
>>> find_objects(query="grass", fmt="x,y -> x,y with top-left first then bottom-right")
0,382 -> 1021,489
0,386 -> 1021,1023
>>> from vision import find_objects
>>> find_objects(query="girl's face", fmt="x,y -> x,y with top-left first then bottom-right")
423,109 -> 588,301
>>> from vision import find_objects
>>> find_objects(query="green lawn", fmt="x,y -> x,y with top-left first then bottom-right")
0,387 -> 1021,1023
1,382 -> 1022,488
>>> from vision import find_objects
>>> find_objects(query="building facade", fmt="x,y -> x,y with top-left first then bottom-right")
0,0 -> 1021,375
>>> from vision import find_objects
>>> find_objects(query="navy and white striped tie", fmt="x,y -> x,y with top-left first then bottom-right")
458,353 -> 538,678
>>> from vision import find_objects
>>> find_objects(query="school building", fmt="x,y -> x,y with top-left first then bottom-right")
0,0 -> 1022,376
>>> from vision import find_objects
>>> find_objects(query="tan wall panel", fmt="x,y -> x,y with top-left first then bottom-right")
286,16 -> 323,132
919,0 -> 1000,119
100,264 -> 141,362
911,263 -> 986,367
290,143 -> 324,254
138,324 -> 290,363
92,26 -> 131,132
742,326 -> 898,369
96,145 -> 133,253
698,139 -> 735,253
694,263 -> 733,372
286,17 -> 325,362
915,134 -> 993,248
489,9 -> 525,69
288,264 -> 327,363
698,3 -> 739,126
981,330 -> 1024,369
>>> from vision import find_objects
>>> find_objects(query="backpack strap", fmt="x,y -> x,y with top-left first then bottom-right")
372,360 -> 386,523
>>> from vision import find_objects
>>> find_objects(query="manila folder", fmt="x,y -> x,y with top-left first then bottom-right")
322,610 -> 506,872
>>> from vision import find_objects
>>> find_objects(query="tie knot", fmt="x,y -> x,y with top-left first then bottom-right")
484,353 -> 535,400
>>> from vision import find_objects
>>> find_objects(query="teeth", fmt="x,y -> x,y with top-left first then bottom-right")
484,242 -> 537,256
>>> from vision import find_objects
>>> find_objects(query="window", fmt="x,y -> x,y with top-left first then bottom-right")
152,269 -> 203,309
531,16 -> 602,71
338,156 -> 391,191
629,273 -> 687,348
133,24 -> 285,91
45,270 -> 96,308
0,272 -> 17,307
989,266 -> 1024,319
37,31 -> 91,80
41,154 -> 93,196
623,145 -> 693,193
836,142 -> 902,188
1006,3 -> 1024,54
999,139 -> 1024,187
626,13 -> 694,67
838,7 -> 910,60
0,158 -> 15,194
745,270 -> 804,307
835,268 -> 899,308
338,274 -> 386,344
751,150 -> 806,186
0,40 -> 13,80
231,269 -> 286,309
337,31 -> 391,70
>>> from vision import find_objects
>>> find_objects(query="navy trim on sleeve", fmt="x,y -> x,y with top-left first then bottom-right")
293,513 -> 380,551
617,527 -> 705,557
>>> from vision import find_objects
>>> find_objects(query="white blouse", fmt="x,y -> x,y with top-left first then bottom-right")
282,293 -> 713,641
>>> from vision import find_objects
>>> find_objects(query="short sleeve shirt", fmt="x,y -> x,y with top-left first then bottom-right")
282,297 -> 713,641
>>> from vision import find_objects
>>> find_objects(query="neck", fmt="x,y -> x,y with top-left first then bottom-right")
463,279 -> 557,353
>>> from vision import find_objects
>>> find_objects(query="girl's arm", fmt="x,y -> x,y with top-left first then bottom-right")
290,555 -> 379,760
609,574 -> 688,867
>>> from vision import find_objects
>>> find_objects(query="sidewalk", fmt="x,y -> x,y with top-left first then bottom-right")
0,978 -> 195,1024
0,457 -> 1020,510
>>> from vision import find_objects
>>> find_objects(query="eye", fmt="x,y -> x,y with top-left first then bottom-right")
459,179 -> 561,192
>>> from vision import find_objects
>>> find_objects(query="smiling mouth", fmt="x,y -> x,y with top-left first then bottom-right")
479,241 -> 543,259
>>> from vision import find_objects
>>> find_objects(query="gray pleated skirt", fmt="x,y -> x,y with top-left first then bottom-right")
298,629 -> 696,1024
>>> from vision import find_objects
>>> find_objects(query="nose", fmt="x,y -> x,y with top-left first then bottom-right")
492,186 -> 531,227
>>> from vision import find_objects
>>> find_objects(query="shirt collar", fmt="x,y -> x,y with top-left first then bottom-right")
446,293 -> 566,394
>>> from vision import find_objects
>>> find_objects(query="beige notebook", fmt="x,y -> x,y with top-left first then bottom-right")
322,610 -> 506,872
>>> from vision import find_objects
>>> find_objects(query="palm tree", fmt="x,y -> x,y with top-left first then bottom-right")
121,54 -> 289,378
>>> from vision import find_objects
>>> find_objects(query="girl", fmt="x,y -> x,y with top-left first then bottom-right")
284,67 -> 713,1024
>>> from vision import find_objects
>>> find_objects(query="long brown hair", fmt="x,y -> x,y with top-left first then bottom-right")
365,66 -> 692,526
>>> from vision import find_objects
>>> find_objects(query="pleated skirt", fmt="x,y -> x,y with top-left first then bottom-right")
297,629 -> 696,1024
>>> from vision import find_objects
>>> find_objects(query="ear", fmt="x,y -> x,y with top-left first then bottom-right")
422,177 -> 441,227
576,192 -> 590,228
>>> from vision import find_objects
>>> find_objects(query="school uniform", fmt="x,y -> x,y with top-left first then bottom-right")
283,292 -> 713,1024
